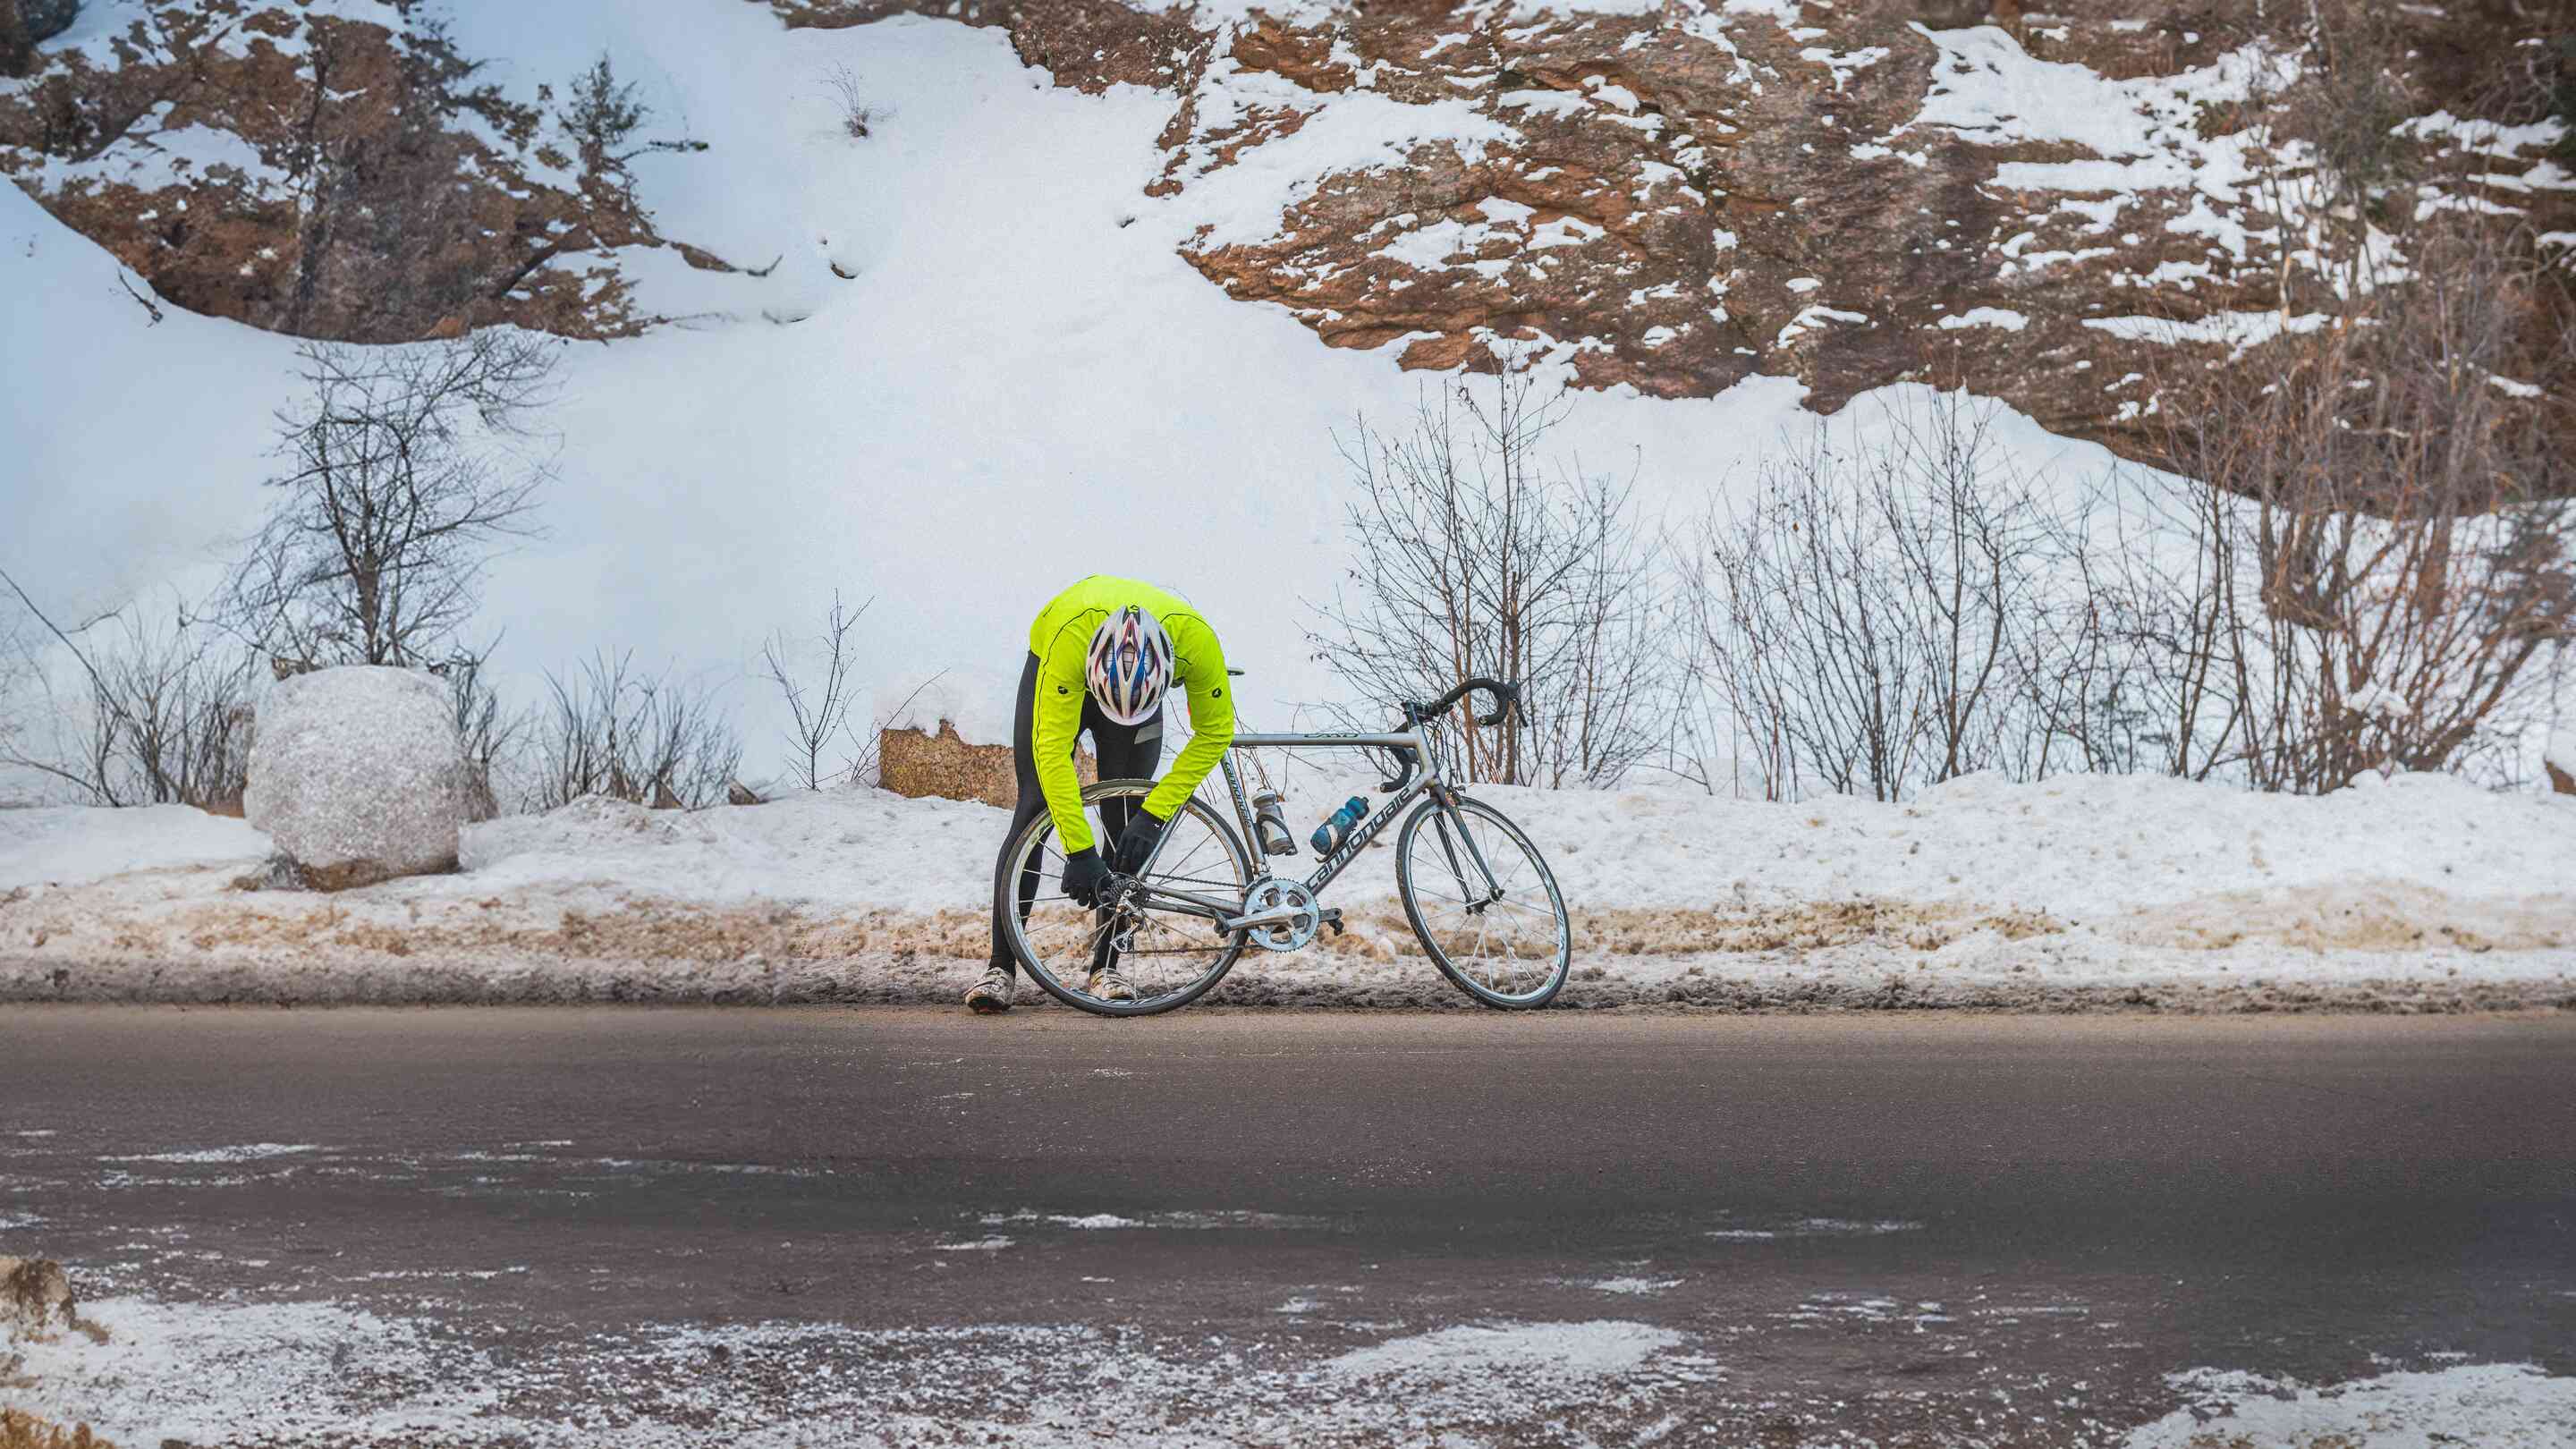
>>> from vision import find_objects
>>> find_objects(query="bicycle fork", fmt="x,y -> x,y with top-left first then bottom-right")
1428,793 -> 1507,911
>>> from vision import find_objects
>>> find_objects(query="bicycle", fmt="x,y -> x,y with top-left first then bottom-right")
994,677 -> 1573,1017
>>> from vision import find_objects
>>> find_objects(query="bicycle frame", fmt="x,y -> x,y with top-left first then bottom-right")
1114,726 -> 1508,936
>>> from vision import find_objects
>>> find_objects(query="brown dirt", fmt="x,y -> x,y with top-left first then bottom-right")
0,1410 -> 114,1449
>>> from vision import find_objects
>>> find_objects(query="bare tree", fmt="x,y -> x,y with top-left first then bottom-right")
225,331 -> 559,674
1306,370 -> 1671,789
527,651 -> 743,812
759,591 -> 871,792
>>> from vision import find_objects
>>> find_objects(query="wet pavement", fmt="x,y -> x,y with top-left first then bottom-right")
2,1005 -> 2572,1445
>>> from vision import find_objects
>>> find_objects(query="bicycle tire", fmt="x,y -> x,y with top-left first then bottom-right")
997,778 -> 1253,1017
1394,794 -> 1572,1009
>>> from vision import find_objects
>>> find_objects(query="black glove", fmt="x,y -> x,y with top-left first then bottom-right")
1112,808 -> 1169,875
1061,847 -> 1107,908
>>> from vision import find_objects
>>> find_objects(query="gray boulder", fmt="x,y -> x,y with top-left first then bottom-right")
245,665 -> 470,890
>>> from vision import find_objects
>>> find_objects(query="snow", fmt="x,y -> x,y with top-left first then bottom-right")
106,1143 -> 318,1165
1325,1320 -> 1681,1385
2549,722 -> 2576,784
2,767 -> 2568,1008
873,667 -> 1018,749
2122,1363 -> 2576,1448
7,1295 -> 1705,1446
13,1284 -> 2573,1446
0,803 -> 261,890
1936,306 -> 2028,331
2082,308 -> 2333,356
245,665 -> 470,884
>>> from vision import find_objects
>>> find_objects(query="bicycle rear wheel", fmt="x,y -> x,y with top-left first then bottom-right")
997,779 -> 1252,1017
1394,795 -> 1572,1009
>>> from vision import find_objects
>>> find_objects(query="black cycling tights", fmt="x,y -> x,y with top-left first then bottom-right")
987,651 -> 1164,975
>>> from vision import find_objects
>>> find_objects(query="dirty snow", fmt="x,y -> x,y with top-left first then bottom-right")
1,765 -> 2569,1009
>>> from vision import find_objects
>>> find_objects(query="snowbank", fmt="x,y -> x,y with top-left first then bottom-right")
0,805 -> 264,892
1,772 -> 2567,1010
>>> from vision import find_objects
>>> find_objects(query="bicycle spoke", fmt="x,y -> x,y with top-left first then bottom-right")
1005,784 -> 1251,1014
1399,800 -> 1569,1007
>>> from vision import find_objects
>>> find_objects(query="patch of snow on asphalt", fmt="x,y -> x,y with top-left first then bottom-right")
15,1298 -> 1707,1446
1590,1276 -> 1684,1296
1327,1319 -> 1682,1385
2122,1362 -> 2576,1447
107,1144 -> 318,1165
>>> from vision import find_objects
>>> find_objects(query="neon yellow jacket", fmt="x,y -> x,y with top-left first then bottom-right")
1028,575 -> 1234,853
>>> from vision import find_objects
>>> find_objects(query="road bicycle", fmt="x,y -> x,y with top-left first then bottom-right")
995,677 -> 1572,1016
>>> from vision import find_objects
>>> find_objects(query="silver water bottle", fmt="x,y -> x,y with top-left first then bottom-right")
1251,790 -> 1298,857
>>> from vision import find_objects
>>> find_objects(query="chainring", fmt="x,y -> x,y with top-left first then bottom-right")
1239,876 -> 1320,953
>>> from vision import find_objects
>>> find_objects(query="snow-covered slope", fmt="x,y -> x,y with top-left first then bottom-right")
3,5 -> 2125,783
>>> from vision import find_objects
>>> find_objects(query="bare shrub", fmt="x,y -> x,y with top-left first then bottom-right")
225,332 -> 559,674
527,651 -> 743,812
759,591 -> 873,792
444,652 -> 524,822
821,64 -> 873,140
1687,393 -> 2072,801
1306,370 -> 1671,788
0,573 -> 255,810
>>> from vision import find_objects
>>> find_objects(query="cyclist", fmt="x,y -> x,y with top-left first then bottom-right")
969,576 -> 1235,1013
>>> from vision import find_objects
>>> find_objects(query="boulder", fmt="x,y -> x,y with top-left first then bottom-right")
878,719 -> 1092,809
244,665 -> 470,890
23,1 -> 80,43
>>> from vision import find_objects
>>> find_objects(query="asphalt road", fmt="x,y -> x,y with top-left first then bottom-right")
3,1006 -> 2572,1445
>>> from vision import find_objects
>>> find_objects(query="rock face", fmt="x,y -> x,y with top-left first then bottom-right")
8,0 -> 2566,453
765,0 -> 2572,472
0,0 -> 716,341
245,665 -> 470,890
878,718 -> 1095,810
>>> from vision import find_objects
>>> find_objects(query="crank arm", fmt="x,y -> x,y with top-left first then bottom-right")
1218,903 -> 1308,932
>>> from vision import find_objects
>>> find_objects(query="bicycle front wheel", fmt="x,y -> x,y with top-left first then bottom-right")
997,778 -> 1253,1017
1394,795 -> 1572,1009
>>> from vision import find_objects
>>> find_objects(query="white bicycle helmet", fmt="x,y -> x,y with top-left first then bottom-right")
1086,606 -> 1174,726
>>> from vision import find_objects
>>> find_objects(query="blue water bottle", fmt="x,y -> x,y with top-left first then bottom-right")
1311,796 -> 1369,853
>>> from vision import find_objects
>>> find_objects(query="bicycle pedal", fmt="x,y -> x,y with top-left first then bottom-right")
1319,908 -> 1344,937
